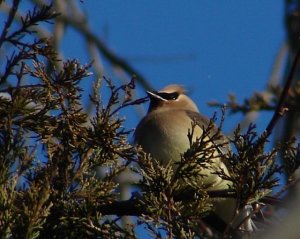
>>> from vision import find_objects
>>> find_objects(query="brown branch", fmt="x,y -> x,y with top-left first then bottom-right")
97,198 -> 143,216
263,48 -> 300,138
57,15 -> 153,91
96,191 -> 239,234
97,197 -> 229,233
0,0 -> 21,49
97,189 -> 237,217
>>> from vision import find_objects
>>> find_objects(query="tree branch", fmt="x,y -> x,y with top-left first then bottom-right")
0,0 -> 21,48
263,48 -> 300,138
58,15 -> 153,91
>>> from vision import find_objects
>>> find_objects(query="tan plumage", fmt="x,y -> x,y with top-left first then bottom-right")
134,85 -> 239,225
136,88 -> 226,181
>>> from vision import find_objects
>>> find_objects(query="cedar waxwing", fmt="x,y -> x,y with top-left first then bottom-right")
134,85 -> 252,231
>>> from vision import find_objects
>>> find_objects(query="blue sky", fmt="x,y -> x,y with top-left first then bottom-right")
60,1 -> 286,136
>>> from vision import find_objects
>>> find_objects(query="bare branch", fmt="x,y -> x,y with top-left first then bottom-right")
0,0 -> 21,48
263,48 -> 300,138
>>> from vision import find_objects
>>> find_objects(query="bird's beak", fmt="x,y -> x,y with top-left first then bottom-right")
146,90 -> 167,101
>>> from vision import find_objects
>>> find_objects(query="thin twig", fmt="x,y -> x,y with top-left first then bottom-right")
0,0 -> 21,48
57,15 -> 153,91
263,48 -> 300,138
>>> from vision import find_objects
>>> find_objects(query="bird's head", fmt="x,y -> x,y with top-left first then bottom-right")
147,84 -> 199,113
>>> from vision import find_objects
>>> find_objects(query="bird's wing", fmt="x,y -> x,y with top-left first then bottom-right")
185,110 -> 230,155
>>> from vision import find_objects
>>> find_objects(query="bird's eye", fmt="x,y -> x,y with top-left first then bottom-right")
158,92 -> 179,100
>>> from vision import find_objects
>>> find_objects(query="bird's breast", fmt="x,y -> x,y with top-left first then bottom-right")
135,111 -> 198,164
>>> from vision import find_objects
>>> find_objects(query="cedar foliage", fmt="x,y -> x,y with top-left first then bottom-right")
0,1 -> 300,239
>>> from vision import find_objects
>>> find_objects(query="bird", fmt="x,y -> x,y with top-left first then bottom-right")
134,84 -> 252,232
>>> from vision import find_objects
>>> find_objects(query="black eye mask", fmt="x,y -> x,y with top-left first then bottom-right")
156,92 -> 179,100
